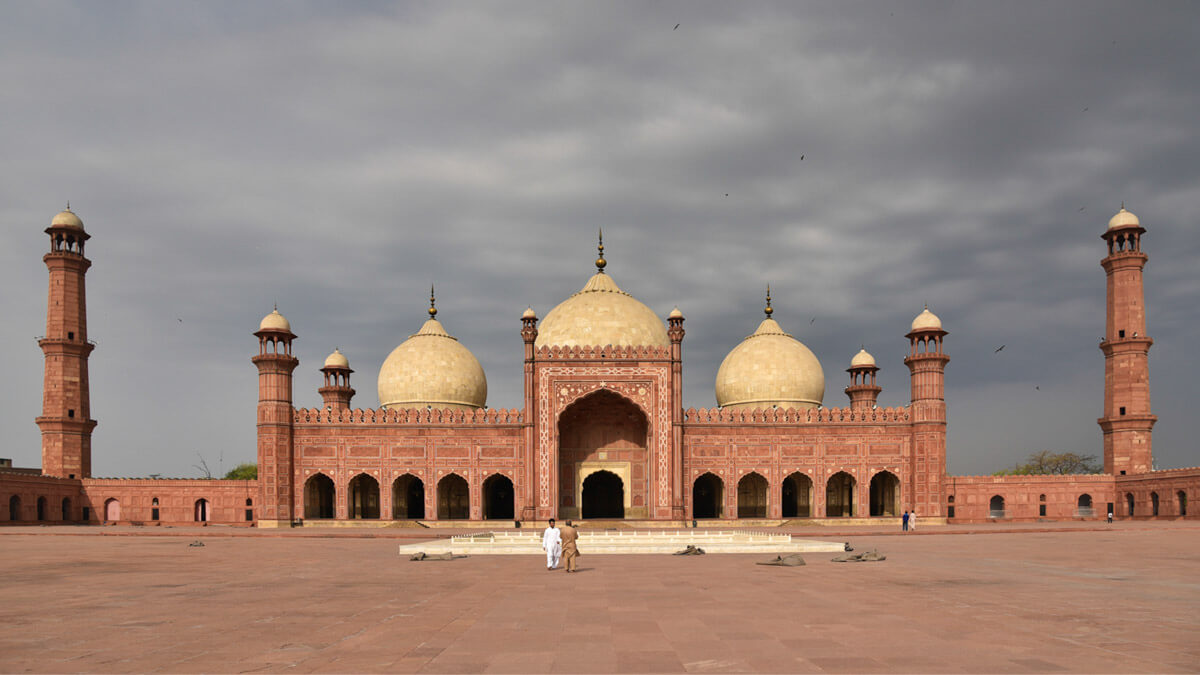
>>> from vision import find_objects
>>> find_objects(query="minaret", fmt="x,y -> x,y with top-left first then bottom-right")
520,304 -> 539,522
667,305 -> 686,519
318,348 -> 355,411
904,306 -> 949,516
253,307 -> 298,527
1099,205 -> 1155,475
37,207 -> 97,479
845,348 -> 881,411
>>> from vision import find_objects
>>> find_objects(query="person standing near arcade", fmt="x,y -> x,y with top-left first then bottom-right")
542,518 -> 562,570
559,519 -> 581,573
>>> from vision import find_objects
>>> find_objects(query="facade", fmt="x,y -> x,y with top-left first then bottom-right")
2,206 -> 1197,526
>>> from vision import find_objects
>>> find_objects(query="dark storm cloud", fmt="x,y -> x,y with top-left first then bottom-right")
1,1 -> 1196,477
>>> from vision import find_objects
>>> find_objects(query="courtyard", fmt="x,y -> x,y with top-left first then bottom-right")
0,522 -> 1196,673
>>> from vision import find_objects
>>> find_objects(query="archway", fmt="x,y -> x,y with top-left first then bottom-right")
1178,491 -> 1187,517
194,498 -> 209,522
437,474 -> 469,520
1151,492 -> 1159,517
304,473 -> 335,519
37,497 -> 47,521
989,495 -> 1005,517
692,473 -> 723,519
348,474 -> 380,519
7,495 -> 19,521
1125,492 -> 1135,516
736,472 -> 768,518
558,390 -> 648,519
1078,494 -> 1093,516
582,470 -> 624,519
826,472 -> 856,517
781,472 -> 812,518
62,497 -> 71,521
869,471 -> 900,517
391,474 -> 425,519
483,474 -> 515,520
104,497 -> 120,522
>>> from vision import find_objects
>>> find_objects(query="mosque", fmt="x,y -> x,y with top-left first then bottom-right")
2,206 -> 1197,526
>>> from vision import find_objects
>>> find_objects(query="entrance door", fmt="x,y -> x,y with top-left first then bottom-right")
582,471 -> 624,519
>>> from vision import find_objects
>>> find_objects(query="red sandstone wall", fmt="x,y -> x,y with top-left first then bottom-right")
681,405 -> 938,519
0,473 -> 82,522
80,479 -> 257,525
945,475 -> 1115,522
1114,467 -> 1200,519
292,408 -> 523,521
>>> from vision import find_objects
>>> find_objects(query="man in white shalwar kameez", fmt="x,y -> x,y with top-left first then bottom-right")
542,518 -> 562,570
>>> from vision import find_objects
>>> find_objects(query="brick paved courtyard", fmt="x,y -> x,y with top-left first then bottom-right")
1,523 -> 1197,673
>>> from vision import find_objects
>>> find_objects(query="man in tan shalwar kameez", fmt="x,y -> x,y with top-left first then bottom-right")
559,519 -> 580,573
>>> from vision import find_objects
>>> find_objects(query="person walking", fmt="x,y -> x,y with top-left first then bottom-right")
910,510 -> 917,531
1107,509 -> 1113,524
902,510 -> 910,532
542,518 -> 562,570
559,519 -> 580,573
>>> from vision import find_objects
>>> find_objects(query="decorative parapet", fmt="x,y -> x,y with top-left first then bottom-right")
948,474 -> 1115,483
534,344 -> 672,361
683,405 -> 910,424
293,407 -> 524,425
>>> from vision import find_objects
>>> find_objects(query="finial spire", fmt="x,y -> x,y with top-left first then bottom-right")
66,200 -> 71,211
428,284 -> 437,317
273,301 -> 278,312
764,284 -> 773,317
1121,200 -> 1125,210
596,228 -> 607,272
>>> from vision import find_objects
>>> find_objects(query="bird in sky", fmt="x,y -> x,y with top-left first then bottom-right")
800,154 -> 805,160
1078,206 -> 1086,212
994,345 -> 1006,353
674,23 -> 680,30
810,317 -> 816,325
1035,386 -> 1040,391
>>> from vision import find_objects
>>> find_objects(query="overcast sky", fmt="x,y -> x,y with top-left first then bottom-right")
2,1 -> 1197,478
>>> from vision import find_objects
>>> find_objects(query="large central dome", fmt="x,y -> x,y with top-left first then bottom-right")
715,296 -> 825,410
377,309 -> 487,411
535,271 -> 669,348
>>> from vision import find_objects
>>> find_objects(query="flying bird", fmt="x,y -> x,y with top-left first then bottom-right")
1082,107 -> 1089,112
1078,206 -> 1086,212
177,318 -> 183,323
800,154 -> 805,160
1035,386 -> 1040,391
994,345 -> 1006,353
674,23 -> 680,30
810,317 -> 816,325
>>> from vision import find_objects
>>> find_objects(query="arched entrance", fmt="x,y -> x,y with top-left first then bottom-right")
348,474 -> 380,519
582,470 -> 624,519
437,474 -> 469,520
36,497 -> 47,521
104,497 -> 120,522
391,474 -> 425,519
826,472 -> 856,517
1078,494 -> 1093,517
194,499 -> 209,522
737,472 -> 768,518
557,390 -> 648,520
1151,492 -> 1159,517
1178,491 -> 1187,517
692,473 -> 723,519
1125,492 -> 1135,516
989,495 -> 1006,518
7,495 -> 19,521
304,473 -> 335,519
483,474 -> 515,520
62,497 -> 71,521
869,471 -> 900,517
781,472 -> 812,518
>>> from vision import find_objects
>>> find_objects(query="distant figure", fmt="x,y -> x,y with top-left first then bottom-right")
1107,509 -> 1113,524
902,510 -> 910,532
910,510 -> 917,531
560,519 -> 580,573
542,518 -> 562,570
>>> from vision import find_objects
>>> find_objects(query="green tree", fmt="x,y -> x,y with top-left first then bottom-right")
223,463 -> 258,480
994,451 -> 1102,476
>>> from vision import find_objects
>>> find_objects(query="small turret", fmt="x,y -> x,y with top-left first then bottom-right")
319,348 -> 355,411
844,348 -> 881,411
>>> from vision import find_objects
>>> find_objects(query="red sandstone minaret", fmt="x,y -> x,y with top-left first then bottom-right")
318,348 -> 355,411
1099,205 -> 1155,475
520,305 -> 539,522
667,305 -> 686,519
904,307 -> 949,516
844,348 -> 881,411
37,207 -> 97,479
253,307 -> 298,527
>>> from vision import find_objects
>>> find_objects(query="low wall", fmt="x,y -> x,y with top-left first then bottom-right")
945,474 -> 1115,522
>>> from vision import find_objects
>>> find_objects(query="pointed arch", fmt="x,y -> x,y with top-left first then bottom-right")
826,472 -> 856,517
781,472 -> 812,518
482,473 -> 515,520
304,473 -> 336,519
348,473 -> 380,519
868,471 -> 900,517
736,472 -> 768,518
391,473 -> 425,519
437,473 -> 469,520
692,472 -> 723,519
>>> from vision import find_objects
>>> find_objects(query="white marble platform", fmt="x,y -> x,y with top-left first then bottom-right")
397,529 -> 847,555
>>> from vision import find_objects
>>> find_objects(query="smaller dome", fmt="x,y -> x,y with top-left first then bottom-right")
522,306 -> 537,320
850,348 -> 875,368
911,307 -> 942,332
668,306 -> 683,319
323,348 -> 349,369
1108,205 -> 1140,230
259,308 -> 291,332
51,208 -> 83,229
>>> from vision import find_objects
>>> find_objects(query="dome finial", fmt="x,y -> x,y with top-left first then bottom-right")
596,228 -> 607,272
764,284 -> 774,317
66,200 -> 71,211
428,284 -> 438,318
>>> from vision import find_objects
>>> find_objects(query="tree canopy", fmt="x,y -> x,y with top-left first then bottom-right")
994,451 -> 1102,476
223,463 -> 258,480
